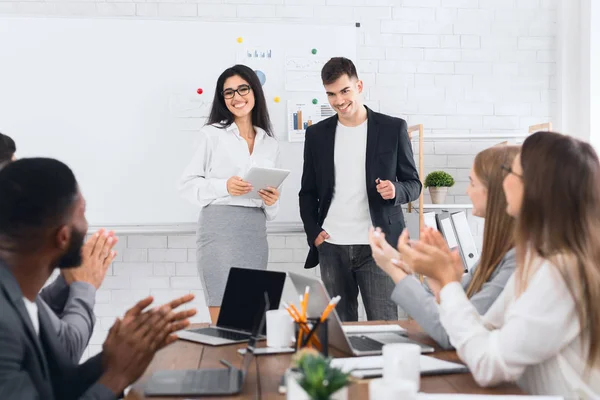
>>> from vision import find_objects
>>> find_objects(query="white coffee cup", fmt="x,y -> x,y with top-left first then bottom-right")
266,309 -> 294,348
382,343 -> 421,390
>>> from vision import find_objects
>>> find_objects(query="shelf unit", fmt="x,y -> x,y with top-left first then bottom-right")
405,122 -> 552,231
403,203 -> 473,210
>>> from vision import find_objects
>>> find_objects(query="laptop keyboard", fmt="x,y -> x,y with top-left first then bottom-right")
348,335 -> 384,352
181,369 -> 237,392
189,327 -> 250,341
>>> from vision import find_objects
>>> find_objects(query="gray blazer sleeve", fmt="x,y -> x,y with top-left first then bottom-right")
79,384 -> 116,400
391,276 -> 454,349
465,248 -> 516,316
391,248 -> 517,350
39,276 -> 97,363
39,275 -> 70,315
0,320 -> 114,400
75,354 -> 116,400
52,353 -> 116,400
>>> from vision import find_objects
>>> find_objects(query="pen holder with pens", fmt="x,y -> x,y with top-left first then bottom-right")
294,318 -> 329,357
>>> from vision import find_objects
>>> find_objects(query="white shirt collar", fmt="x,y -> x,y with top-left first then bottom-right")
224,121 -> 267,141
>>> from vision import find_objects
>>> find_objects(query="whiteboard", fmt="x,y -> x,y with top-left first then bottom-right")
0,16 -> 357,225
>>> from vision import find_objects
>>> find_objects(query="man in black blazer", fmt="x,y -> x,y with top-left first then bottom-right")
299,58 -> 421,321
0,158 -> 195,399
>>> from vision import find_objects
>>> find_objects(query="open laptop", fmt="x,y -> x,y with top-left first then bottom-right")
177,267 -> 286,346
288,272 -> 434,356
144,293 -> 269,397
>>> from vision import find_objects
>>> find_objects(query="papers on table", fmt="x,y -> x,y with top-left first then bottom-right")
331,355 -> 468,379
342,324 -> 406,335
418,396 -> 563,400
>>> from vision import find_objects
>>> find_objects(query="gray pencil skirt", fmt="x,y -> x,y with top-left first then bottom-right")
196,204 -> 268,306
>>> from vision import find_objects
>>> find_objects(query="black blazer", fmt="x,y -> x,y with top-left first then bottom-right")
0,263 -> 115,400
298,106 -> 422,269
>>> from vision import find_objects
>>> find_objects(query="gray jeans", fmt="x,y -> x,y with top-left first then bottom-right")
318,242 -> 398,322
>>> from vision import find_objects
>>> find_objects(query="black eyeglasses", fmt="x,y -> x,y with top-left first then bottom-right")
501,163 -> 522,179
222,84 -> 251,99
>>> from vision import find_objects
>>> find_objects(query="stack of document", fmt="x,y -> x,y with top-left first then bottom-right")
419,396 -> 563,400
342,324 -> 406,335
331,355 -> 469,379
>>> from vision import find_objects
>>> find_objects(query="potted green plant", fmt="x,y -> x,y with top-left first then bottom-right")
286,348 -> 350,400
424,170 -> 455,204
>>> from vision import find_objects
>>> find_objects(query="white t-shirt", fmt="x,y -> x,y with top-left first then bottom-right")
322,120 -> 371,245
23,297 -> 39,335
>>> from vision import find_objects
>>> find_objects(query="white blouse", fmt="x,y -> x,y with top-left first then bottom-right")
439,258 -> 600,399
179,123 -> 280,221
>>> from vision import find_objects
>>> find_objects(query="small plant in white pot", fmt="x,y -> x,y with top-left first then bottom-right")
286,348 -> 350,400
424,171 -> 455,204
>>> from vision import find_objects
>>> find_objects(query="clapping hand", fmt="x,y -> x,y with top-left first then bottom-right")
99,294 -> 196,395
368,227 -> 411,284
62,228 -> 117,288
396,228 -> 463,288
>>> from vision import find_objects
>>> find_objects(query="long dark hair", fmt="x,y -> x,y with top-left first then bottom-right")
516,131 -> 600,370
206,65 -> 273,137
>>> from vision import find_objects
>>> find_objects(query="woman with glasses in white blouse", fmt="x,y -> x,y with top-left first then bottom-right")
391,131 -> 600,398
179,65 -> 280,324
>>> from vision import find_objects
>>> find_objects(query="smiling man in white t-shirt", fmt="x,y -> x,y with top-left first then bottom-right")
299,57 -> 422,321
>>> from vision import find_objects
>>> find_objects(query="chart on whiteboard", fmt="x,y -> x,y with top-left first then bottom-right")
284,56 -> 330,92
169,93 -> 212,132
236,46 -> 278,90
288,100 -> 335,142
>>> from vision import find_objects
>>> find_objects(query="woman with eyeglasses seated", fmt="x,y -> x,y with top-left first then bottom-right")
179,65 -> 280,324
390,132 -> 600,398
369,145 -> 519,349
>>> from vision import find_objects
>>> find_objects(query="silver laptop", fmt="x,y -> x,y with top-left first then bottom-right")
144,293 -> 269,397
288,272 -> 434,356
178,267 -> 286,346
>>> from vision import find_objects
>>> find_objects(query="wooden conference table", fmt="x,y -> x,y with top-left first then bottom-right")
126,320 -> 524,399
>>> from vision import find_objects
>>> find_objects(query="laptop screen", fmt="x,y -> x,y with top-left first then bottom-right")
217,267 -> 286,335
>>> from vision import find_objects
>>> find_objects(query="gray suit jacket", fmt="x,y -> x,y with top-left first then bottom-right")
39,276 -> 96,363
391,248 -> 516,349
0,264 -> 114,400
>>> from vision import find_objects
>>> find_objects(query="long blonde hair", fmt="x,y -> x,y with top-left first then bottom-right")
516,131 -> 600,369
465,145 -> 519,298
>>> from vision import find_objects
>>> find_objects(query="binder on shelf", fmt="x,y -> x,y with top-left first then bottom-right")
435,212 -> 459,252
451,211 -> 480,272
423,212 -> 437,230
436,211 -> 469,271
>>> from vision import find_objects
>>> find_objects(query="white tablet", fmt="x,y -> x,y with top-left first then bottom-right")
239,167 -> 291,200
